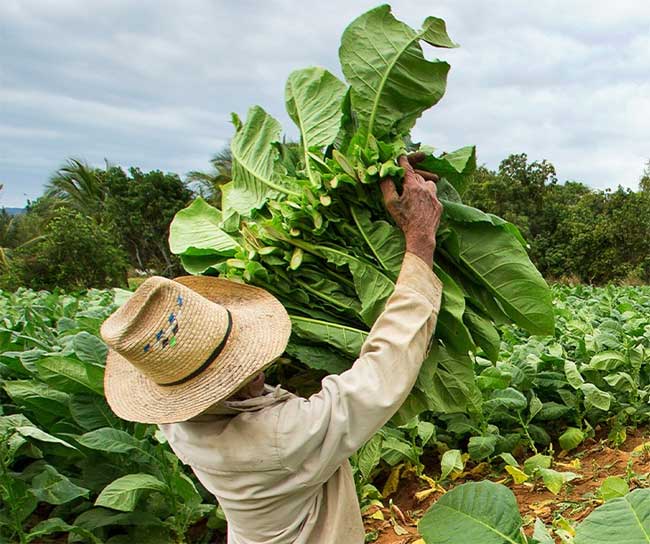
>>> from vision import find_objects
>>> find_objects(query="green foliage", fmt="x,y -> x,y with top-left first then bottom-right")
186,147 -> 232,208
1,282 -> 650,540
3,161 -> 194,290
169,6 -> 553,424
3,208 -> 128,291
435,283 -> 650,472
419,481 -> 523,544
47,159 -> 107,218
419,482 -> 650,544
98,166 -> 194,275
465,154 -> 650,284
0,289 -> 220,543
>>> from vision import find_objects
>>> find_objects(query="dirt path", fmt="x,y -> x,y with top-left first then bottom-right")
364,428 -> 650,543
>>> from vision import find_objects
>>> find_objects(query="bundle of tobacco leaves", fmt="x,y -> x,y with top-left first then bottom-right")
169,5 -> 554,420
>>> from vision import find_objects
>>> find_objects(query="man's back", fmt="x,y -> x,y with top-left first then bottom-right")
162,253 -> 442,543
161,386 -> 364,543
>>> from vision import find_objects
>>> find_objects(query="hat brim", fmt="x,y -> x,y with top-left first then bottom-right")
104,276 -> 291,424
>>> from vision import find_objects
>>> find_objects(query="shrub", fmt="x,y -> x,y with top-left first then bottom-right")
6,207 -> 128,290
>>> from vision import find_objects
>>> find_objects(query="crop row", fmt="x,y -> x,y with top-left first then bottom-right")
1,284 -> 649,542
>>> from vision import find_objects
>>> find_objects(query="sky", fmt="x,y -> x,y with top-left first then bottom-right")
1,0 -> 649,208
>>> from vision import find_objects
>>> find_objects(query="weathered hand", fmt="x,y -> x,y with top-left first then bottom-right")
380,155 -> 442,266
405,151 -> 442,183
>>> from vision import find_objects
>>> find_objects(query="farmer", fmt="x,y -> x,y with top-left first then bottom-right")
100,155 -> 443,544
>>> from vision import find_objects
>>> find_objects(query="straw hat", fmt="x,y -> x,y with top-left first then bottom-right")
100,275 -> 291,424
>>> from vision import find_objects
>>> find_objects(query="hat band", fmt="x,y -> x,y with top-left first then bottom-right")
160,310 -> 233,387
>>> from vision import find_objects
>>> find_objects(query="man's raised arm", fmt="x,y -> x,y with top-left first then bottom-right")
277,155 -> 443,482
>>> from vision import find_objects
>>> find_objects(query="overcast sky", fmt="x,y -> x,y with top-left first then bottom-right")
1,0 -> 649,207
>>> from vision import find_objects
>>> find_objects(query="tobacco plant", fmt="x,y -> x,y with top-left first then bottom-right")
169,5 -> 554,423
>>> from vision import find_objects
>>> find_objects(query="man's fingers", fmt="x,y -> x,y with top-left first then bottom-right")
407,151 -> 427,165
428,180 -> 439,199
379,177 -> 400,205
398,155 -> 417,180
414,169 -> 440,182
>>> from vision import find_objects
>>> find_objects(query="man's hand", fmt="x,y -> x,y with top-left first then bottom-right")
380,154 -> 442,267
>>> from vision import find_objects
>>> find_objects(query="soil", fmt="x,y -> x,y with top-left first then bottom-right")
364,427 -> 650,544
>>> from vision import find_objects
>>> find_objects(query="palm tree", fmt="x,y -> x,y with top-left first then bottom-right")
46,159 -> 107,218
186,147 -> 232,207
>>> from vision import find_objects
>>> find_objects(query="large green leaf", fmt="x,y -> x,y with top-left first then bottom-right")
350,206 -> 405,278
599,477 -> 629,502
95,474 -> 167,512
444,221 -> 554,335
224,106 -> 298,215
26,518 -> 100,544
286,67 -> 347,186
580,383 -> 612,411
440,449 -> 464,480
16,425 -> 77,449
575,489 -> 650,544
434,265 -> 474,354
74,508 -> 163,531
419,481 -> 523,543
9,479 -> 38,523
77,428 -> 153,460
463,307 -> 500,362
296,268 -> 362,316
290,315 -> 368,359
36,356 -> 104,395
69,394 -> 122,431
419,146 -> 477,194
3,380 -> 69,420
416,344 -> 479,414
72,332 -> 108,366
357,434 -> 383,481
310,243 -> 395,326
340,5 -> 456,138
31,464 -> 89,505
532,519 -> 555,544
468,435 -> 498,460
286,341 -> 352,374
169,197 -> 240,257
179,253 -> 227,275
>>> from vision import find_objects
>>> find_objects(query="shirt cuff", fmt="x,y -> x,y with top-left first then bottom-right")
397,252 -> 443,308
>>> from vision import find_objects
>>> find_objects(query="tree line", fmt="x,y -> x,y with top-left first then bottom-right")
0,152 -> 648,291
465,154 -> 650,284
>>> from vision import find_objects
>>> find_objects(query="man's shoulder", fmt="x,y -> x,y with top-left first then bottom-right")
160,389 -> 298,473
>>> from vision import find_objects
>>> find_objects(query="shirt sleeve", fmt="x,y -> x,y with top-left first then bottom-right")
276,252 -> 442,484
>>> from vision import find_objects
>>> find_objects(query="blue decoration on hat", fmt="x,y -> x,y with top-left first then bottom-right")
143,297 -> 185,355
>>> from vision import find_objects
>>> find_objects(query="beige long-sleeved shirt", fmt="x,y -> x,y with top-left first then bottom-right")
160,253 -> 442,543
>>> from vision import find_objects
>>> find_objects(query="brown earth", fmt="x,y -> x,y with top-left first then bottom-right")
364,427 -> 650,544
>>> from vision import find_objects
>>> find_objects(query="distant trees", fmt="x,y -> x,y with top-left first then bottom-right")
8,208 -> 128,291
1,161 -> 193,290
49,161 -> 194,275
47,158 -> 107,217
2,151 -> 650,291
465,154 -> 650,284
186,147 -> 232,207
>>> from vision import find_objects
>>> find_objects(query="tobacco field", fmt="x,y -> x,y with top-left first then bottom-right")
2,5 -> 650,544
2,284 -> 650,543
